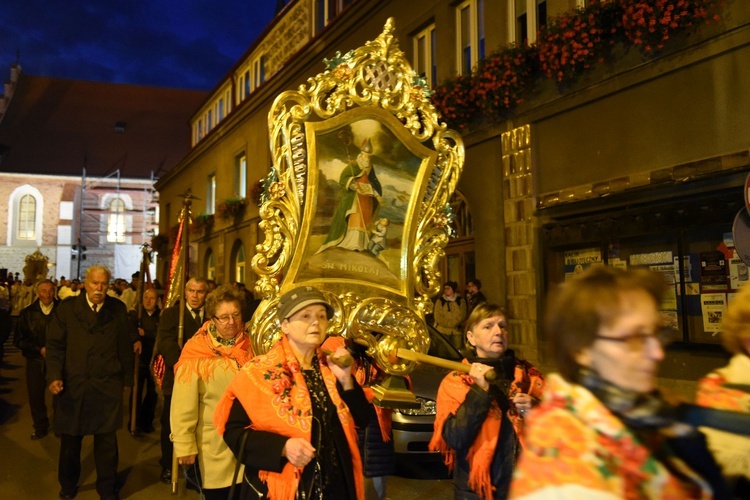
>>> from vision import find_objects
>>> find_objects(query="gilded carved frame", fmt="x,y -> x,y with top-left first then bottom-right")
250,19 -> 464,379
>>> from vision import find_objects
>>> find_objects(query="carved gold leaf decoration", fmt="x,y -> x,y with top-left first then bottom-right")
251,18 -> 464,375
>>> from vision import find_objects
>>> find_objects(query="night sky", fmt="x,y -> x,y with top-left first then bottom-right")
0,1 -> 280,90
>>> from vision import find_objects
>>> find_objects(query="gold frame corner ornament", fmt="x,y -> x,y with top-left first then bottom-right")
251,19 -> 465,383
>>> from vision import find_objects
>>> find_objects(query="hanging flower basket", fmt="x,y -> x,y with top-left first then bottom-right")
217,197 -> 247,221
250,180 -> 264,205
191,213 -> 215,234
619,0 -> 721,54
430,0 -> 723,131
151,233 -> 170,255
537,0 -> 619,83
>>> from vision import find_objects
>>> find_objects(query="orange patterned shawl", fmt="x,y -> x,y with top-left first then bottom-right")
174,322 -> 252,384
214,335 -> 364,500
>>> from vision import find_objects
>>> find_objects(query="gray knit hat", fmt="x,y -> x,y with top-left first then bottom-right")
277,286 -> 334,320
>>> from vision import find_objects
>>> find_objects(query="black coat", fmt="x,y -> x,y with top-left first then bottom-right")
46,294 -> 136,435
223,381 -> 371,500
130,307 -> 160,367
442,384 -> 519,500
154,304 -> 203,395
15,299 -> 58,359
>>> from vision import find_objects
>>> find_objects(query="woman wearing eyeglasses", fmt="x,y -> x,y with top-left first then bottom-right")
510,265 -> 727,499
214,286 -> 370,500
170,284 -> 253,499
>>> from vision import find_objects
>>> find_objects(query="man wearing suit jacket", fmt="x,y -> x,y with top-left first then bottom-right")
154,277 -> 208,484
47,266 -> 136,500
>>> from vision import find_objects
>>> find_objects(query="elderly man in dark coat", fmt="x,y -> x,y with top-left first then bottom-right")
14,279 -> 58,440
47,265 -> 136,500
154,276 -> 208,484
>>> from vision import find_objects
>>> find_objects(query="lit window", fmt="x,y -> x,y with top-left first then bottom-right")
235,153 -> 247,198
205,249 -> 216,280
107,198 -> 126,243
237,74 -> 244,102
17,194 -> 36,240
456,0 -> 485,75
413,24 -> 437,87
234,242 -> 245,284
512,0 -> 547,44
207,173 -> 216,214
315,0 -> 344,33
253,55 -> 266,90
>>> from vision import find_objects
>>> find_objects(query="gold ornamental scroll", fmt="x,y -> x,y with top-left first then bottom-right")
251,18 -> 464,408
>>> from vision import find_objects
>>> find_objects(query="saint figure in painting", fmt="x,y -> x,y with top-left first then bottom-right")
319,138 -> 383,252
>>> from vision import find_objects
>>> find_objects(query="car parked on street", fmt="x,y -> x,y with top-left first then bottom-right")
391,326 -> 462,478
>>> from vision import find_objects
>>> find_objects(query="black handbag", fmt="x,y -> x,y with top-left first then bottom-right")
228,428 -> 250,500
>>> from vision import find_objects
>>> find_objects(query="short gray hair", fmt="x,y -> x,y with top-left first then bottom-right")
86,265 -> 112,282
35,279 -> 55,293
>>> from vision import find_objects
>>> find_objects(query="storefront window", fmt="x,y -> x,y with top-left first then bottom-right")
542,188 -> 744,347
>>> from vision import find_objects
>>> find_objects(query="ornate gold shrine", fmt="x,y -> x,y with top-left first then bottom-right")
250,18 -> 464,407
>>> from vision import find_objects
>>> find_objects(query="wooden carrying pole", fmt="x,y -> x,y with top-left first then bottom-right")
130,247 -> 149,435
172,197 -> 191,495
396,348 -> 497,381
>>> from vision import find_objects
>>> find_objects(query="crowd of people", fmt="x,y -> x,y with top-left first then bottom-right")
2,265 -> 749,499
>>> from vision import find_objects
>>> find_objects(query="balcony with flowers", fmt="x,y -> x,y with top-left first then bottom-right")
431,0 -> 723,132
216,197 -> 247,222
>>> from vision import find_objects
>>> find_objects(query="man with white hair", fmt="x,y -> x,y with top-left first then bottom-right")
46,265 -> 137,500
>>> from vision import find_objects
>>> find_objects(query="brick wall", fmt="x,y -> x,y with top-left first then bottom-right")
501,125 -> 539,364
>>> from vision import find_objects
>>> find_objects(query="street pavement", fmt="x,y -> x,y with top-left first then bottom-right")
0,338 -> 452,499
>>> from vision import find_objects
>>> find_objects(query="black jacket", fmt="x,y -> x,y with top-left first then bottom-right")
46,294 -> 136,435
15,299 -> 58,359
154,304 -> 203,395
442,384 -> 519,500
223,380 -> 371,500
130,307 -> 160,366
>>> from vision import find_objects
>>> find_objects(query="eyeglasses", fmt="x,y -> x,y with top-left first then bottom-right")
213,313 -> 242,325
594,327 -> 677,352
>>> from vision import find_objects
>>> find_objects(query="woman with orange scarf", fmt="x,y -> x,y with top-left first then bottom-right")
170,285 -> 253,499
429,303 -> 544,500
214,286 -> 370,500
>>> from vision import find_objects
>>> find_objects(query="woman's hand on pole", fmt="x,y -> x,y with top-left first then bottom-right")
327,347 -> 354,390
469,363 -> 492,391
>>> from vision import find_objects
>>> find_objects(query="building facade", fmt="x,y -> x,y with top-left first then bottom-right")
0,64 -> 207,281
155,0 -> 750,392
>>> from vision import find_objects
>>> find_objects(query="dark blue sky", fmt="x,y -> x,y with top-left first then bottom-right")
0,1 -> 280,90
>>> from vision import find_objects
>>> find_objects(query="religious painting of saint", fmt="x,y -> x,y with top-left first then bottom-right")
317,137 -> 383,253
286,107 -> 437,296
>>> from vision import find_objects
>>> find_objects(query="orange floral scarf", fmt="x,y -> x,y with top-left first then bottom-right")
429,359 -> 544,500
214,335 -> 364,500
174,322 -> 252,384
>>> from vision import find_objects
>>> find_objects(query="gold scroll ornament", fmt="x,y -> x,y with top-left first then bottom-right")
250,18 -> 464,407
